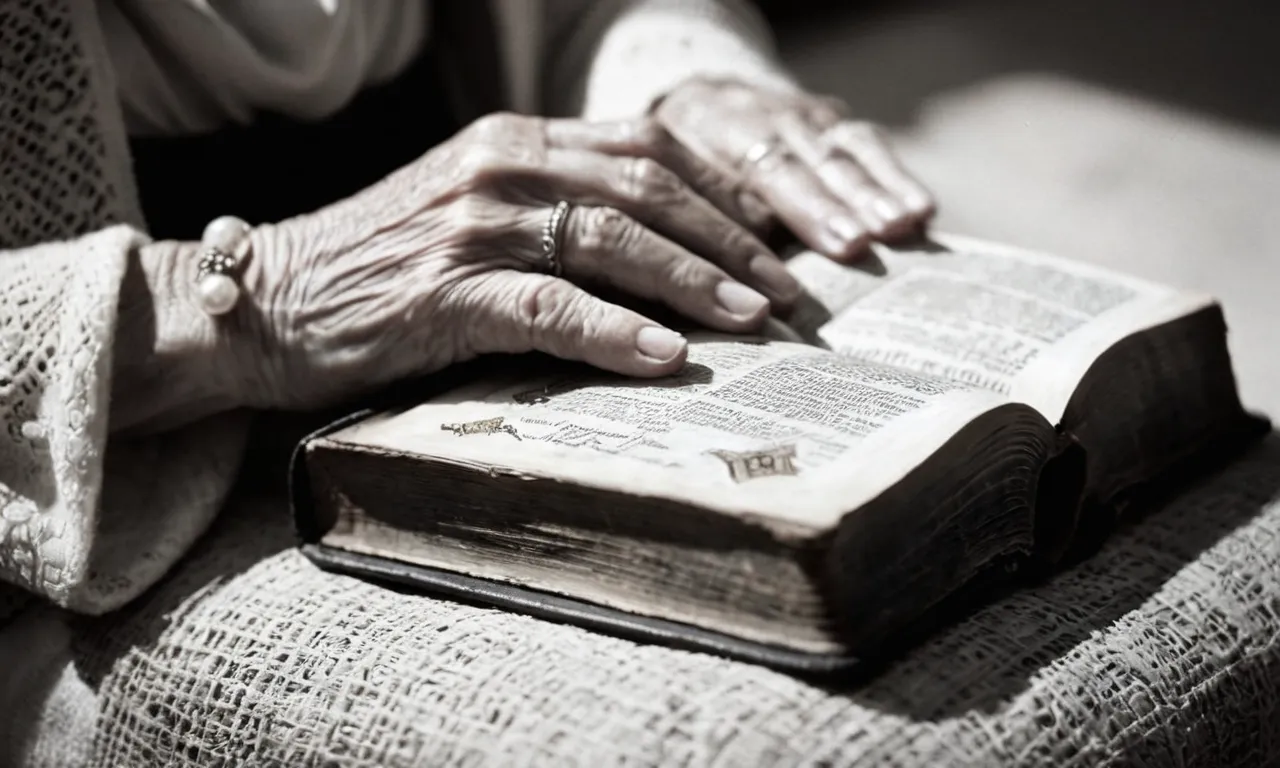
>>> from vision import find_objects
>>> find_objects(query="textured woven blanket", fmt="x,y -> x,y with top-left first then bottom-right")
11,433 -> 1277,766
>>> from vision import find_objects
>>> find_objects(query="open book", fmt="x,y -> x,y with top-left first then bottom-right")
291,234 -> 1263,670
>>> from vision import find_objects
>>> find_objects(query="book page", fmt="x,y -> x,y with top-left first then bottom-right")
788,233 -> 1215,421
334,338 -> 1009,531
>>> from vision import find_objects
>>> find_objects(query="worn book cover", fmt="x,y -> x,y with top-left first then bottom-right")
290,234 -> 1265,673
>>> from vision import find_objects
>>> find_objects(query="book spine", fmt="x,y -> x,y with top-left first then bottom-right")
289,408 -> 379,545
1030,430 -> 1089,567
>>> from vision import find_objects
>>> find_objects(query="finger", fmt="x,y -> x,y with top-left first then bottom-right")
461,270 -> 689,377
740,137 -> 872,262
777,116 -> 913,240
535,149 -> 800,307
543,118 -> 774,234
802,94 -> 851,128
646,96 -> 872,260
553,204 -> 772,332
826,122 -> 937,221
820,151 -> 916,239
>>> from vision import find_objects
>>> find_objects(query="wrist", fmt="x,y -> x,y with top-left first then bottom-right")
233,220 -> 301,410
232,211 -> 351,411
110,240 -> 253,433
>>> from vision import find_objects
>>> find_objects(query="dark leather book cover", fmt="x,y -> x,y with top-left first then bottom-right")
287,404 -> 865,677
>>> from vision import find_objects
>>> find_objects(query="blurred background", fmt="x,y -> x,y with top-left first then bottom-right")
759,0 -> 1279,418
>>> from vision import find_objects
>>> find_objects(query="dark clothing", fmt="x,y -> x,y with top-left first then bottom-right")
130,39 -> 461,241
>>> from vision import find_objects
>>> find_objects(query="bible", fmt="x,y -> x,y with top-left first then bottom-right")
290,233 -> 1264,672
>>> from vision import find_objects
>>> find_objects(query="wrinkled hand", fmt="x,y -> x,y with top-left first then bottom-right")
238,113 -> 802,410
653,77 -> 936,261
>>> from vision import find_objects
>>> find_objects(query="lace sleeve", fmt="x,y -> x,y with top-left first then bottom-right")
541,0 -> 800,121
0,229 -> 134,606
0,230 -> 249,613
0,0 -> 251,615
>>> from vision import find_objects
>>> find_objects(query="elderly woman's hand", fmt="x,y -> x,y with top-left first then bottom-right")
653,77 -> 936,261
236,113 -> 802,410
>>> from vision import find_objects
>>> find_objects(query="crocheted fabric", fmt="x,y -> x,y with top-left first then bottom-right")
0,230 -> 129,603
0,1 -> 247,617
0,0 -> 139,249
0,0 -> 143,616
53,435 -> 1280,766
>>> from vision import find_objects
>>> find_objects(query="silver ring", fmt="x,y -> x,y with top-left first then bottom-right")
741,137 -> 783,169
540,200 -> 571,277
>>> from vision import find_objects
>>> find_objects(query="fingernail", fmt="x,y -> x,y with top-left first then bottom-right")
905,192 -> 936,216
636,327 -> 686,361
874,198 -> 903,223
714,281 -> 770,318
749,254 -> 801,303
826,216 -> 866,254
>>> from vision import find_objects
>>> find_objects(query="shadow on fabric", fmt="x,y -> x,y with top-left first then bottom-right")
60,423 -> 1280,728
830,430 -> 1280,720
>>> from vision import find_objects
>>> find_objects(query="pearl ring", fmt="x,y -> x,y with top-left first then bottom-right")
196,215 -> 251,316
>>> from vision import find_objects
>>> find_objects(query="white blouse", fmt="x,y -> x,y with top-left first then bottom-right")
98,0 -> 428,136
96,0 -> 799,137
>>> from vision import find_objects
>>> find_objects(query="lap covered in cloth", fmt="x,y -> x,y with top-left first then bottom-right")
9,436 -> 1280,767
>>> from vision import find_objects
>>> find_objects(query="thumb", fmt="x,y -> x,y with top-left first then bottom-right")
459,271 -> 689,377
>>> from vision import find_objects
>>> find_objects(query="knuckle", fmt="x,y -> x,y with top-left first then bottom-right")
629,118 -> 671,151
468,111 -> 519,141
721,226 -> 761,264
450,194 -> 494,242
517,278 -> 563,331
456,147 -> 507,188
624,157 -> 681,203
583,206 -> 638,253
737,189 -> 774,229
664,254 -> 713,291
518,279 -> 589,350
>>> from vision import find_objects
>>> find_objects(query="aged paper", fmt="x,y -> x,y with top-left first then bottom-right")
337,338 -> 1008,530
789,233 -> 1214,420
